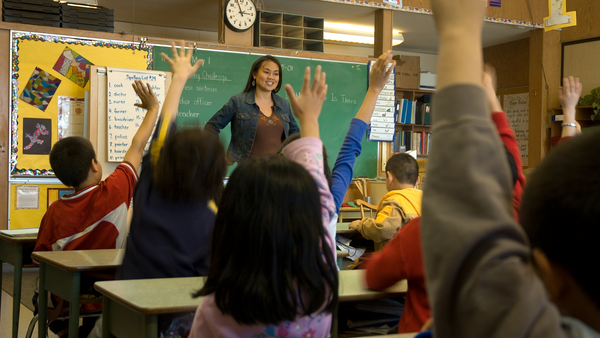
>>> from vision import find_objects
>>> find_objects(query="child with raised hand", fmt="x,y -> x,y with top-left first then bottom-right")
189,66 -> 337,337
422,0 -> 600,337
117,40 -> 225,281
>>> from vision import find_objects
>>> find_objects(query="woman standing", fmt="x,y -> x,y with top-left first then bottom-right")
205,55 -> 300,165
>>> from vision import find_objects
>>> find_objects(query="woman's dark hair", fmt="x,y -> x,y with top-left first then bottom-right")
243,55 -> 283,93
195,156 -> 338,325
278,133 -> 332,188
154,128 -> 226,202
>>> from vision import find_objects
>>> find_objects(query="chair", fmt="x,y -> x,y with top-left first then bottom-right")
25,295 -> 103,338
354,199 -> 378,219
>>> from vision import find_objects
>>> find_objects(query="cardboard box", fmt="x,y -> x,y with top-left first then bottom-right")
393,55 -> 421,89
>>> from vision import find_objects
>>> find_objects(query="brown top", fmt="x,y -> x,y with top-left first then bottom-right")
338,269 -> 407,302
94,269 -> 406,317
249,109 -> 284,158
95,276 -> 206,315
31,249 -> 124,271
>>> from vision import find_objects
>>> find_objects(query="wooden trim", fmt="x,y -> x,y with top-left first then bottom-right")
0,30 -> 9,230
374,9 -> 393,57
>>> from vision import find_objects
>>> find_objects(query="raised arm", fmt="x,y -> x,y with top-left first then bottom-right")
422,0 -> 565,337
283,66 -> 336,243
123,80 -> 159,172
559,76 -> 583,138
331,51 -> 396,210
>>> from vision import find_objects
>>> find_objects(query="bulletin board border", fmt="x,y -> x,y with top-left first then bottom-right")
9,30 -> 154,177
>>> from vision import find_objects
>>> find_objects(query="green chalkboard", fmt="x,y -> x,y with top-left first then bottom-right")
153,46 -> 376,177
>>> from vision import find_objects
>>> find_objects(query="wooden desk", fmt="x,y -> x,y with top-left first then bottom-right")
95,276 -> 205,338
339,207 -> 361,222
94,270 -> 406,338
31,249 -> 124,338
0,232 -> 38,338
336,222 -> 358,235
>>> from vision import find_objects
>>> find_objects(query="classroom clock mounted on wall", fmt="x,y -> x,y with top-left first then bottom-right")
224,0 -> 257,32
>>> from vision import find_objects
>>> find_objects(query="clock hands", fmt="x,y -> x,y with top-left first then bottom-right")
236,0 -> 244,17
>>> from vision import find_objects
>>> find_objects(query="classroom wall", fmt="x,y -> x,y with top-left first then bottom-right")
483,38 -> 530,90
403,0 -> 546,23
560,0 -> 600,43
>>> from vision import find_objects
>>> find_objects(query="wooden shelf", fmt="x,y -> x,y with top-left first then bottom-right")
254,11 -> 324,52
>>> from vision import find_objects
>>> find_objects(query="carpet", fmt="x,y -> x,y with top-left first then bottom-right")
2,263 -> 38,312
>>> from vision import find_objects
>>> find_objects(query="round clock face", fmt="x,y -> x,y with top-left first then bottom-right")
224,0 -> 257,32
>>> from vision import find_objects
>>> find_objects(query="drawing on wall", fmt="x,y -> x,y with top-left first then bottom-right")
22,118 -> 52,155
20,67 -> 61,112
53,47 -> 93,88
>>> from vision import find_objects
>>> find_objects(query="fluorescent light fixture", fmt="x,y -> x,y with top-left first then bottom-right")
324,22 -> 404,46
53,0 -> 98,6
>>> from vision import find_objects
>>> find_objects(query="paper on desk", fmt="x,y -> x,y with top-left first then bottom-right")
336,235 -> 366,261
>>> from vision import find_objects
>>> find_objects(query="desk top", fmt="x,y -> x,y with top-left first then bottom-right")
95,269 -> 406,315
0,231 -> 38,243
338,269 -> 406,302
95,276 -> 205,315
336,222 -> 357,235
31,249 -> 124,271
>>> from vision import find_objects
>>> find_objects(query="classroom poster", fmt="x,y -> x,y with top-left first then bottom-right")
10,183 -> 70,229
504,93 -> 529,167
57,97 -> 85,139
10,32 -> 151,176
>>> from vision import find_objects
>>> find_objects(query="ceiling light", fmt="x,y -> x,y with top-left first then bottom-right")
324,21 -> 404,46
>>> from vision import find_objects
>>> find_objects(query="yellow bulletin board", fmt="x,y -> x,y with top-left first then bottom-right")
9,31 -> 151,176
9,183 -> 73,229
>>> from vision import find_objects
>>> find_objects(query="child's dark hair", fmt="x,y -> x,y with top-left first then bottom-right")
386,153 -> 419,185
194,156 -> 338,324
278,133 -> 332,188
520,129 -> 600,307
154,128 -> 226,202
49,136 -> 96,188
243,55 -> 283,93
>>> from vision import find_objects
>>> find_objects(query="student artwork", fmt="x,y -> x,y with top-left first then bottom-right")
53,47 -> 93,88
22,118 -> 52,155
544,0 -> 576,32
20,67 -> 61,112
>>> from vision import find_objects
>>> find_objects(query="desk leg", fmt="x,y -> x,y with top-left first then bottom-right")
12,243 -> 23,338
69,272 -> 81,337
38,263 -> 47,338
102,296 -> 110,338
0,260 -> 3,320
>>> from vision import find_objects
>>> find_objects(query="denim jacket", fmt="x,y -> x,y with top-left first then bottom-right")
205,89 -> 300,163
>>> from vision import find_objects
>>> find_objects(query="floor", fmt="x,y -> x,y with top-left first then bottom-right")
0,290 -> 59,338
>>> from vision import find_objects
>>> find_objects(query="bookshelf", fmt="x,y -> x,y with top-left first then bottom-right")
253,11 -> 324,52
393,88 -> 434,157
550,106 -> 600,148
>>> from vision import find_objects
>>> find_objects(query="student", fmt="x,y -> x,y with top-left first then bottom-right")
189,66 -> 338,337
421,0 -> 600,336
117,41 -> 223,280
363,65 -> 527,334
279,51 -> 396,250
348,152 -> 422,250
32,61 -> 160,338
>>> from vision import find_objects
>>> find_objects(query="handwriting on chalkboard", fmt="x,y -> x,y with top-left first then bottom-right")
106,68 -> 166,162
504,93 -> 529,166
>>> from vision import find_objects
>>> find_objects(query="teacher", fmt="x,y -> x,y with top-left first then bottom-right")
205,55 -> 300,165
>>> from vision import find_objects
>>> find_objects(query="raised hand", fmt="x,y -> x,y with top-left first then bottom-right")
160,40 -> 203,81
284,65 -> 328,138
369,50 -> 395,94
132,80 -> 159,111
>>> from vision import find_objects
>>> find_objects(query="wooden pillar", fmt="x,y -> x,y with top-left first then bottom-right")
218,0 -> 253,47
0,29 -> 9,229
528,29 -> 561,167
374,9 -> 393,57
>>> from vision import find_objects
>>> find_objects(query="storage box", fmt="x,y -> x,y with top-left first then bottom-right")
420,72 -> 436,90
393,55 -> 420,89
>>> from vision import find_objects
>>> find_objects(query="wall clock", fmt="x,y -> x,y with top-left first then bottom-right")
224,0 -> 257,32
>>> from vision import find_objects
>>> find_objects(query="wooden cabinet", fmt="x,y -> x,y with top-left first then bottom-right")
254,11 -> 324,52
394,88 -> 434,157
